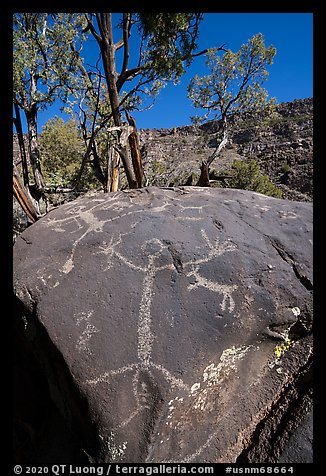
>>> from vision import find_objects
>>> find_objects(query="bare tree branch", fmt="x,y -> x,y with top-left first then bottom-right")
116,13 -> 132,92
84,14 -> 101,43
189,44 -> 227,59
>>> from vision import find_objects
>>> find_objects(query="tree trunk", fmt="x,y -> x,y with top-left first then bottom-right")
110,147 -> 120,192
126,112 -> 143,188
206,115 -> 228,167
97,13 -> 137,189
196,161 -> 211,187
89,142 -> 106,188
13,164 -> 39,222
25,105 -> 46,191
197,118 -> 229,187
105,144 -> 120,193
13,103 -> 30,187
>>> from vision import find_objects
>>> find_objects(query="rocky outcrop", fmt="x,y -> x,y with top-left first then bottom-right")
13,186 -> 313,463
140,98 -> 313,200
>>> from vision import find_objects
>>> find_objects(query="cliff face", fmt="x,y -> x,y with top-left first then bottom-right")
139,98 -> 313,201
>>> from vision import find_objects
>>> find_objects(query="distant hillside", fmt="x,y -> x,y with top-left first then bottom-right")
13,98 -> 313,202
139,98 -> 313,201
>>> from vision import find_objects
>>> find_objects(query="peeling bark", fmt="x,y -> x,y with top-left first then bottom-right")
126,113 -> 143,188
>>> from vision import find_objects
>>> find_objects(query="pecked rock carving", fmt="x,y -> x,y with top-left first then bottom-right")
13,186 -> 312,463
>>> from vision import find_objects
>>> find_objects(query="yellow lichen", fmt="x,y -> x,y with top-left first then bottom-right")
275,338 -> 294,358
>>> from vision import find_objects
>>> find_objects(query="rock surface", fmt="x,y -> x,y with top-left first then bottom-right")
278,407 -> 313,463
13,186 -> 313,463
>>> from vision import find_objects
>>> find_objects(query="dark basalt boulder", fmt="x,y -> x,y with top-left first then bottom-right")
13,186 -> 313,463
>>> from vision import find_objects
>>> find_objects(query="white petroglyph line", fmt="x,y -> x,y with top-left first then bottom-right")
186,266 -> 238,312
76,310 -> 94,326
62,231 -> 86,274
85,363 -> 139,386
62,207 -> 108,274
183,231 -> 237,268
279,211 -> 298,219
138,262 -> 156,366
149,202 -> 171,213
115,407 -> 144,430
150,363 -> 190,391
75,310 -> 99,355
201,229 -> 213,249
159,344 -> 256,464
137,240 -> 175,366
65,202 -> 241,444
182,431 -> 218,463
76,324 -> 99,354
113,369 -> 156,430
114,250 -> 146,272
177,216 -> 205,221
179,204 -> 203,212
44,215 -> 75,229
132,369 -> 141,406
100,200 -> 132,211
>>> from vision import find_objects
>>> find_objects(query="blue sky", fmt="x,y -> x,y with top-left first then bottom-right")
130,13 -> 313,129
20,13 -> 313,132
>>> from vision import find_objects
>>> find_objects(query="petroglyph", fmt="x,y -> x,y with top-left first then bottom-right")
44,196 -> 211,276
75,310 -> 99,355
45,200 -> 109,274
186,266 -> 237,312
44,194 -> 244,456
84,221 -> 239,432
279,210 -> 298,219
155,344 -> 258,463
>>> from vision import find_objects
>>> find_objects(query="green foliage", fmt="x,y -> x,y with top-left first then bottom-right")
118,13 -> 203,111
150,159 -> 167,175
13,13 -> 86,111
188,33 -> 277,124
280,161 -> 291,174
39,117 -> 97,190
228,160 -> 283,198
138,13 -> 203,83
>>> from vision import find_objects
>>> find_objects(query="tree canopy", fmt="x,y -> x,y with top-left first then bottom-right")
188,33 -> 276,168
80,13 -> 205,189
13,13 -> 86,191
13,16 -> 279,208
188,33 -> 276,124
13,13 -> 85,113
13,13 -> 206,194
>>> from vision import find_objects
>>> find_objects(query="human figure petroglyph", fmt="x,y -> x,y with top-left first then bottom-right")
85,227 -> 238,432
44,195 -> 240,443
